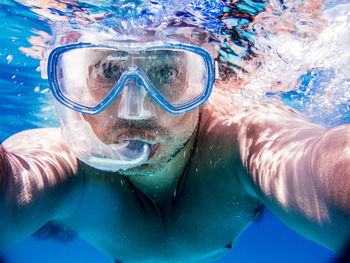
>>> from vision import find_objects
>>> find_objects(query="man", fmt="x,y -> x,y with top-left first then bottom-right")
0,24 -> 349,263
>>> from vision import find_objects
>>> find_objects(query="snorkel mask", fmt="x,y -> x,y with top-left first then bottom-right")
46,40 -> 215,172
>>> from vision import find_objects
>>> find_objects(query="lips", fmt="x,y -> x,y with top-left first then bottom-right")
107,129 -> 163,161
121,140 -> 159,161
113,139 -> 159,161
113,129 -> 158,144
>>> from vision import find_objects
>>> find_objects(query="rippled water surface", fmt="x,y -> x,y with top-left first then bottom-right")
0,0 -> 349,262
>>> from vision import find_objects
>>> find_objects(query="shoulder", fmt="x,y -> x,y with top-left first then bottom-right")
3,127 -> 77,169
236,103 -> 311,126
4,127 -> 66,151
201,94 -> 315,146
2,128 -> 81,212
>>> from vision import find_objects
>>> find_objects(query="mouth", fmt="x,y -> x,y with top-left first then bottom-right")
111,130 -> 162,160
115,130 -> 159,143
126,139 -> 159,160
112,139 -> 159,161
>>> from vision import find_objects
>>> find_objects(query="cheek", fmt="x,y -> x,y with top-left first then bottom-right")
83,99 -> 121,130
82,112 -> 115,141
156,108 -> 199,134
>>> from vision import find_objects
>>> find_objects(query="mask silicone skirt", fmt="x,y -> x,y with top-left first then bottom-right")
47,42 -> 214,172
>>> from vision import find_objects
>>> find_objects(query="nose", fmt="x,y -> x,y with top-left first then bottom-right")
117,76 -> 157,120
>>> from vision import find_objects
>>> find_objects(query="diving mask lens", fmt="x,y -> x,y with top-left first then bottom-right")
49,43 -> 214,114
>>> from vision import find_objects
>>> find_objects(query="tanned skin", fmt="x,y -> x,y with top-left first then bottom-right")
0,83 -> 350,262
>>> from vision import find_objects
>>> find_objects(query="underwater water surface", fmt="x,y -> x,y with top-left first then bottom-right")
0,0 -> 349,262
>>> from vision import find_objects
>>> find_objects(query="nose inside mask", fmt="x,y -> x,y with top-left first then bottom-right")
118,76 -> 157,120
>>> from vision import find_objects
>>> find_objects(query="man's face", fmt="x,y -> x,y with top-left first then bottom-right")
48,38 -> 214,174
81,51 -> 200,175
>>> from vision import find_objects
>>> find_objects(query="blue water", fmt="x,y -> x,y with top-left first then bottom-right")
1,0 -> 349,262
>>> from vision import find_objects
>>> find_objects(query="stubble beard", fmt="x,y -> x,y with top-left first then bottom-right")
117,134 -> 193,177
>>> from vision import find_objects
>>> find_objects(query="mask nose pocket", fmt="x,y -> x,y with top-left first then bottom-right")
118,76 -> 157,120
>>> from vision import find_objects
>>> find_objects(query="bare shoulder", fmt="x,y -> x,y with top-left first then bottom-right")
201,99 -> 321,154
2,127 -> 81,215
3,127 -> 78,178
233,103 -> 327,165
4,127 -> 68,152
235,103 -> 314,128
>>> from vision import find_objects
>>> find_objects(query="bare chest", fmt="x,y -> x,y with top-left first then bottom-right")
65,146 -> 262,263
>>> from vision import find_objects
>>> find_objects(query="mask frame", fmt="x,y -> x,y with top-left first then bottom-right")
47,42 -> 215,115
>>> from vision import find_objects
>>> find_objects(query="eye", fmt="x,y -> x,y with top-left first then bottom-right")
160,67 -> 177,79
102,62 -> 123,80
149,65 -> 179,85
94,60 -> 101,68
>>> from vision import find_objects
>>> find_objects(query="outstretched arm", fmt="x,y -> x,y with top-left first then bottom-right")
0,128 -> 82,251
234,104 -> 350,253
